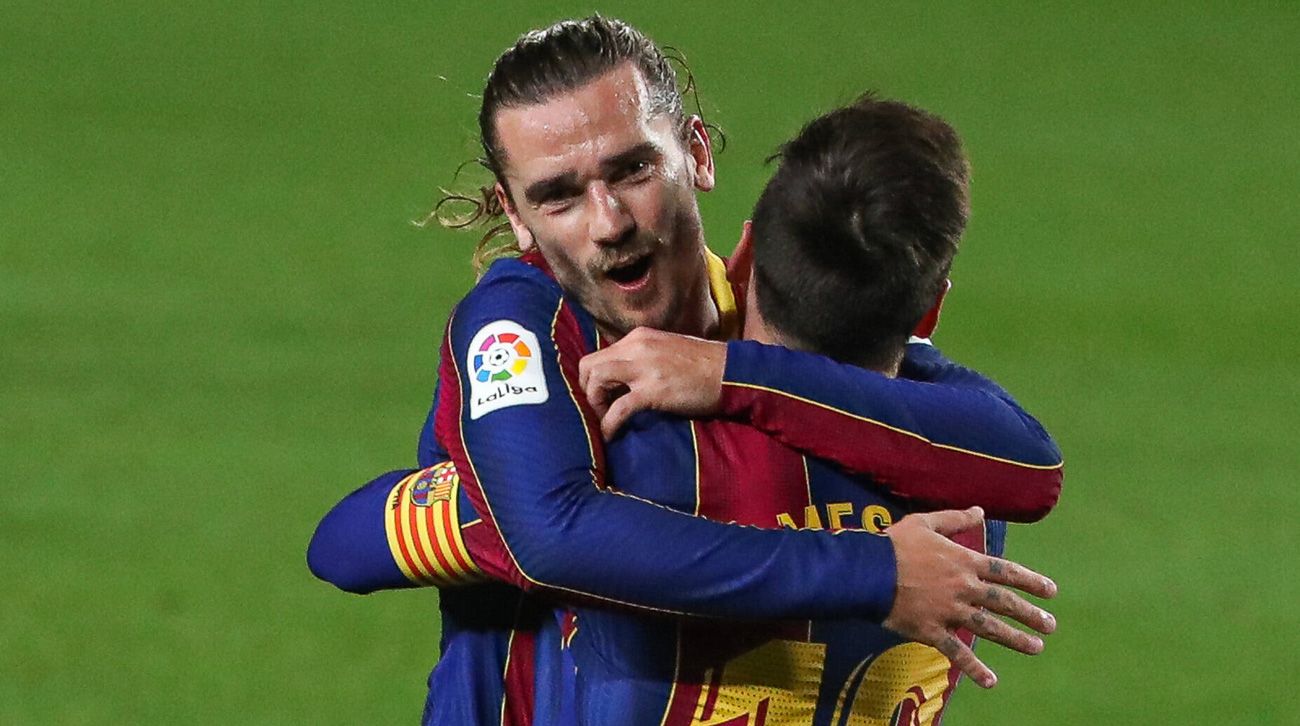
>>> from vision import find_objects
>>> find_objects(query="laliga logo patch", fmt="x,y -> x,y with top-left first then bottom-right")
474,330 -> 533,382
467,320 -> 548,419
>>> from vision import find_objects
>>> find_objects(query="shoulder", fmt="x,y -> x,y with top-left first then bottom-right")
442,259 -> 569,421
450,258 -> 570,342
455,257 -> 563,323
447,256 -> 597,360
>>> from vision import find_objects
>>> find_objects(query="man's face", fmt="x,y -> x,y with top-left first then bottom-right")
493,63 -> 716,338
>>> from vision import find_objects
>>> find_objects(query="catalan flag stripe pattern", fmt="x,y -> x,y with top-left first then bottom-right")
383,463 -> 485,586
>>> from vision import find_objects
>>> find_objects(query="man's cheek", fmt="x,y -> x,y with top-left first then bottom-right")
629,185 -> 674,233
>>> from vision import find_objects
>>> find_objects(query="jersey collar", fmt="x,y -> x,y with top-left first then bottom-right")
705,250 -> 741,341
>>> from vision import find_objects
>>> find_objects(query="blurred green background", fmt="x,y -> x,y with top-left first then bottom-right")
3,1 -> 1296,723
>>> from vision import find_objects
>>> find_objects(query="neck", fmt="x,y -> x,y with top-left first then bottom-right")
741,308 -> 781,347
674,247 -> 722,338
743,305 -> 902,378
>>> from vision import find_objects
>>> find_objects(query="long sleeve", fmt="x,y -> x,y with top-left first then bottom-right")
430,261 -> 899,621
307,470 -> 417,594
718,340 -> 1063,522
307,464 -> 486,594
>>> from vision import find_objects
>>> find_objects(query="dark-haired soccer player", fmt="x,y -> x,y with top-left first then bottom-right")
307,15 -> 1061,725
572,93 -> 1026,725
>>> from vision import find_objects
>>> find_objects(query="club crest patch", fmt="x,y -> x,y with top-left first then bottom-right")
410,462 -> 458,507
467,320 -> 549,419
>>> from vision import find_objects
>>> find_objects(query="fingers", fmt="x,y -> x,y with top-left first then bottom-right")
935,633 -> 997,689
914,506 -> 985,536
964,607 -> 1045,656
982,556 -> 1058,600
581,359 -> 633,410
585,379 -> 627,420
579,352 -> 621,400
979,582 -> 1057,635
601,391 -> 644,441
577,348 -> 596,391
577,344 -> 617,393
578,330 -> 648,394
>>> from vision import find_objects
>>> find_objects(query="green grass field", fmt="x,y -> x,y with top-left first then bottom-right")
4,2 -> 1297,723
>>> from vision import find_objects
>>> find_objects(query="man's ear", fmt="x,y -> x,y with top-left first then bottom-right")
726,220 -> 755,299
495,181 -> 534,251
912,279 -> 952,339
685,116 -> 715,192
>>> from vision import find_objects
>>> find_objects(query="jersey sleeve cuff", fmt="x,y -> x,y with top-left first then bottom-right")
853,531 -> 899,623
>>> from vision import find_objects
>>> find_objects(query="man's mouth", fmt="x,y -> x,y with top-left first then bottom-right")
604,253 -> 654,290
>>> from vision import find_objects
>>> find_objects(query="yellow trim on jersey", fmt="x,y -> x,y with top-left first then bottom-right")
843,642 -> 952,724
691,639 -> 827,725
553,301 -> 602,491
498,626 -> 518,726
451,299 -> 738,616
829,657 -> 871,726
704,250 -> 740,340
692,667 -> 715,723
657,622 -> 685,726
689,421 -> 702,516
721,381 -> 1065,471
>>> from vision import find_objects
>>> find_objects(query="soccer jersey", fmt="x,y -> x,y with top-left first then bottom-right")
428,253 -> 1058,612
307,251 -> 1063,725
428,251 -> 895,726
570,342 -> 1014,726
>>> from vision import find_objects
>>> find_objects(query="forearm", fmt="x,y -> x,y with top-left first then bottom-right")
307,465 -> 485,594
307,470 -> 418,594
440,270 -> 898,620
720,340 -> 1063,521
455,461 -> 898,620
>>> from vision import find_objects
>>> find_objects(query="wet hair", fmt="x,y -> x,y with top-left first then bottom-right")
478,15 -> 685,181
750,93 -> 970,370
426,16 -> 713,272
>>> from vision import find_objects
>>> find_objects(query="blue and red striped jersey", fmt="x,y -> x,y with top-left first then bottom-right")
307,251 -> 1063,725
432,253 -> 905,618
570,342 -> 1020,726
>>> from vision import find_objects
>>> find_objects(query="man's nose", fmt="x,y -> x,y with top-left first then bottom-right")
587,183 -> 634,247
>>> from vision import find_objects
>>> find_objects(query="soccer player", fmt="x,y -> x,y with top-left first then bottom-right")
570,93 -> 1020,725
307,16 -> 1061,724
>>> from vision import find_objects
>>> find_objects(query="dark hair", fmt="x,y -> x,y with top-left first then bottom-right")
429,15 -> 698,272
750,93 -> 970,370
479,15 -> 685,180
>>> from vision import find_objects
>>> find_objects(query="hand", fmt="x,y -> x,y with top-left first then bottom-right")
882,506 -> 1058,689
578,327 -> 728,440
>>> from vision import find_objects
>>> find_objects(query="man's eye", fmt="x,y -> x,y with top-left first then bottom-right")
541,199 -> 574,213
615,161 -> 652,183
538,191 -> 579,211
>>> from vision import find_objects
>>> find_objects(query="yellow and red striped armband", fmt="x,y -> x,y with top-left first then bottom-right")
384,462 -> 485,586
